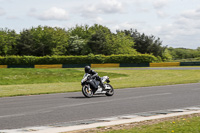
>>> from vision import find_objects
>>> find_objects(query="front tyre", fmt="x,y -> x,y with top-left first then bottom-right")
82,85 -> 93,98
105,84 -> 114,96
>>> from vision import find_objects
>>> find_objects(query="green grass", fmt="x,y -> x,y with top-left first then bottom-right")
107,69 -> 200,89
0,68 -> 200,97
0,68 -> 126,85
101,115 -> 200,133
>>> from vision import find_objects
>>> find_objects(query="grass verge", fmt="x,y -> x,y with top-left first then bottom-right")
0,68 -> 200,97
0,68 -> 126,85
68,113 -> 200,133
100,114 -> 200,133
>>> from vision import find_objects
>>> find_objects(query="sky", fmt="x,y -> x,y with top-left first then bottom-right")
0,0 -> 200,49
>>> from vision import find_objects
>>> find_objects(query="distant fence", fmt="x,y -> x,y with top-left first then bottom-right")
0,62 -> 200,68
180,62 -> 200,66
150,62 -> 180,67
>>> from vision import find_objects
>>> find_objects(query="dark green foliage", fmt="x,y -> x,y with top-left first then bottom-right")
68,24 -> 137,55
0,54 -> 158,65
0,25 -> 161,58
4,24 -> 198,63
168,47 -> 200,59
0,28 -> 18,55
122,29 -> 167,59
16,26 -> 69,56
106,32 -> 137,55
104,54 -> 158,63
87,30 -> 107,55
67,35 -> 87,55
67,24 -> 91,39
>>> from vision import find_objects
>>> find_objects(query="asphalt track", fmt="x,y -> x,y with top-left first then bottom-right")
0,82 -> 200,130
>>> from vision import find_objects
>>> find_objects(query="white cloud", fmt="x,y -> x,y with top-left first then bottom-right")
0,7 -> 6,16
39,7 -> 69,21
112,22 -> 135,32
98,0 -> 124,13
152,0 -> 169,18
6,16 -> 19,20
174,8 -> 200,35
94,17 -> 104,24
156,11 -> 168,18
181,8 -> 200,20
153,7 -> 200,48
153,0 -> 169,10
29,7 -> 69,21
81,0 -> 124,18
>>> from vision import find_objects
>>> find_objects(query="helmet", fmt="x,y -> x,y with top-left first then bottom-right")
85,66 -> 91,73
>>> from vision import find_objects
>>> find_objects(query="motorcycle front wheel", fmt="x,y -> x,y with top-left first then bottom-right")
105,84 -> 114,96
82,85 -> 93,98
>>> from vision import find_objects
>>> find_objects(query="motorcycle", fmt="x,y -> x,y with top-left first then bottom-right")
81,73 -> 114,98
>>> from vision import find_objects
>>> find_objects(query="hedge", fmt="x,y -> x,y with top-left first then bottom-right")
0,54 -> 158,65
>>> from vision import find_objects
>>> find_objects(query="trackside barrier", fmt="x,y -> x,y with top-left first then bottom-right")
120,63 -> 149,67
8,65 -> 34,68
0,65 -> 7,68
1,62 -> 200,68
150,62 -> 180,67
63,64 -> 90,68
35,64 -> 62,69
180,62 -> 200,66
91,63 -> 120,68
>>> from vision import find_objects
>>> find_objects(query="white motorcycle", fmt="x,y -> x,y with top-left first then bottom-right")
81,73 -> 114,98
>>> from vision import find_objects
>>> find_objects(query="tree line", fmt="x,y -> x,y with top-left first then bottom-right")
168,47 -> 200,60
0,24 -> 199,61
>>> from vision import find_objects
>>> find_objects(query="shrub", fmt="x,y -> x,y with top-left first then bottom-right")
0,54 -> 158,65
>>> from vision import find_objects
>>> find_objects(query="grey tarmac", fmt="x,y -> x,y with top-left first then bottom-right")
0,82 -> 200,130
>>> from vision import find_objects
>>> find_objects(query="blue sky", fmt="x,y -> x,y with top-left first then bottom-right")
0,0 -> 200,49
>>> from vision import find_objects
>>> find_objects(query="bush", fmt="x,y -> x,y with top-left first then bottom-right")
104,54 -> 158,63
0,54 -> 158,65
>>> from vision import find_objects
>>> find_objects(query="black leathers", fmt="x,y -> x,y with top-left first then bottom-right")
87,70 -> 103,87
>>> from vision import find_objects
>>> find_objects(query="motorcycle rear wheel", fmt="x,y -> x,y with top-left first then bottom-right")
82,85 -> 93,98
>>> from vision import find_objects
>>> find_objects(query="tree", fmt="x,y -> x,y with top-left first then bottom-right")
122,29 -> 167,58
197,47 -> 200,57
168,47 -> 200,59
0,28 -> 18,55
162,49 -> 172,61
67,35 -> 87,55
67,24 -> 91,40
107,31 -> 137,55
51,27 -> 70,55
16,29 -> 35,55
17,26 -> 69,56
87,30 -> 107,55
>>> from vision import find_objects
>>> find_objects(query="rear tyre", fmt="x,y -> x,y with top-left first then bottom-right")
105,84 -> 114,96
82,85 -> 93,98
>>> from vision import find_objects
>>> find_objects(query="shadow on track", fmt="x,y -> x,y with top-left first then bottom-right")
66,95 -> 106,99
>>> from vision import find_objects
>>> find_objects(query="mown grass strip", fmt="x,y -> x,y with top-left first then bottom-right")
0,68 -> 126,85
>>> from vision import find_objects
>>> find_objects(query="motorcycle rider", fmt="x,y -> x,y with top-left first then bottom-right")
84,66 -> 105,90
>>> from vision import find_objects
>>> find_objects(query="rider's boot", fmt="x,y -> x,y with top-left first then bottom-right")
100,81 -> 106,91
